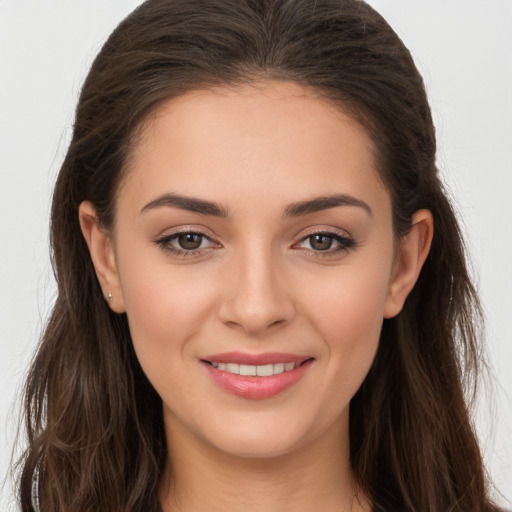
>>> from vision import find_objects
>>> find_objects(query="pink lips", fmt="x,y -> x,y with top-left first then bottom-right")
202,352 -> 314,400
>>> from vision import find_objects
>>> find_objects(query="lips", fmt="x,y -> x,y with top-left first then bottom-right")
202,352 -> 314,399
211,361 -> 297,376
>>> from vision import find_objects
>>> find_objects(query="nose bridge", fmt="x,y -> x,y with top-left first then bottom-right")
220,235 -> 293,334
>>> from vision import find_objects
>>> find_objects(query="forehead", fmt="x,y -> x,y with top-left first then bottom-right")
119,81 -> 388,216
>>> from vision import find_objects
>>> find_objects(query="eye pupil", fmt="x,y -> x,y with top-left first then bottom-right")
310,234 -> 333,251
178,233 -> 203,250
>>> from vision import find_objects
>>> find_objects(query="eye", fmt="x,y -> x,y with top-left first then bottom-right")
303,234 -> 336,251
297,231 -> 355,254
174,233 -> 208,250
154,230 -> 216,256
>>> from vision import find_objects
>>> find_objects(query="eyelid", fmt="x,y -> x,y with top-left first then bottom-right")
152,224 -> 356,258
153,224 -> 218,240
297,225 -> 353,238
294,225 -> 354,243
153,225 -> 221,256
292,226 -> 356,254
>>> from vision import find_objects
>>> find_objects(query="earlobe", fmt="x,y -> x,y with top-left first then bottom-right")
78,201 -> 126,313
384,209 -> 434,319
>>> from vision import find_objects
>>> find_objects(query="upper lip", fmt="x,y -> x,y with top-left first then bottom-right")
202,352 -> 313,366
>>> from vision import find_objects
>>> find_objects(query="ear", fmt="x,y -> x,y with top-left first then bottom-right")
384,209 -> 434,319
78,201 -> 126,313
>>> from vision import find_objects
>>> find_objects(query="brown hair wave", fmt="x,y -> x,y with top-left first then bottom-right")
18,0 -> 499,510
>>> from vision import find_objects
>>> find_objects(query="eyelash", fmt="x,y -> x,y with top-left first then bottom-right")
294,230 -> 356,257
154,229 -> 356,258
154,230 -> 218,257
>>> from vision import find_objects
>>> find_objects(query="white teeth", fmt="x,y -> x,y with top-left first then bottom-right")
226,363 -> 239,373
273,363 -> 285,374
256,364 -> 274,376
239,364 -> 256,376
211,361 -> 299,376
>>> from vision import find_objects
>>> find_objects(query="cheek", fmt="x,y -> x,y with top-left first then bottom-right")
118,235 -> 214,317
298,258 -> 392,387
114,244 -> 216,372
302,260 -> 391,340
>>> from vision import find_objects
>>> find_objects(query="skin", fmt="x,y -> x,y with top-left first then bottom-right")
80,81 -> 433,512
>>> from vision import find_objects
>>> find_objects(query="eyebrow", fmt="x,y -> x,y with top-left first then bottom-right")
140,192 -> 372,218
140,193 -> 229,217
283,194 -> 372,218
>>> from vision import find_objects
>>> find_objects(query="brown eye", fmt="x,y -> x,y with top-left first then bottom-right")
177,233 -> 204,250
296,231 -> 356,254
309,234 -> 334,251
154,230 -> 217,256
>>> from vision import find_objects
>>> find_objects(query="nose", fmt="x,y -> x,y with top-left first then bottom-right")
217,241 -> 295,335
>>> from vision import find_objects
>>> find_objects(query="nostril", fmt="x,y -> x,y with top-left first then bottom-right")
217,283 -> 295,334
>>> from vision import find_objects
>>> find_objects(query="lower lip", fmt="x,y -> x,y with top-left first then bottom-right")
203,359 -> 313,399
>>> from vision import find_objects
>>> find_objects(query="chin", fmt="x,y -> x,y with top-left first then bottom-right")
209,430 -> 306,460
194,409 -> 338,461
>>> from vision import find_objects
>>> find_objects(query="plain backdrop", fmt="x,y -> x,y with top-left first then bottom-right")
1,1 -> 510,509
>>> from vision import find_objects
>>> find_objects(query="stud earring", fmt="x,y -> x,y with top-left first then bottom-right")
106,290 -> 113,303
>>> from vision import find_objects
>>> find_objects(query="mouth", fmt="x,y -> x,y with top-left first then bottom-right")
205,361 -> 303,376
201,353 -> 314,399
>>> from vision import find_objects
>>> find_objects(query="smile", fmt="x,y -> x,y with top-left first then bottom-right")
209,362 -> 298,376
202,353 -> 314,399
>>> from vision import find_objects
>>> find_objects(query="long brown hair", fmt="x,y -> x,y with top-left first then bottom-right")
18,0 -> 499,510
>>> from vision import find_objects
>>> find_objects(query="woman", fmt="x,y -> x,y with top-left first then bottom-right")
17,0 -> 502,510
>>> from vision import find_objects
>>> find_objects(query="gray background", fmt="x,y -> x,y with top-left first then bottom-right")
1,0 -> 510,508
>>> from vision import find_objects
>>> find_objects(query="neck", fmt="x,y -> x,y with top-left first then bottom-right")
159,412 -> 371,512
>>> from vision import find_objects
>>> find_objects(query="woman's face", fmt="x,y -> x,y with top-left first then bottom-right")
90,82 -> 422,459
